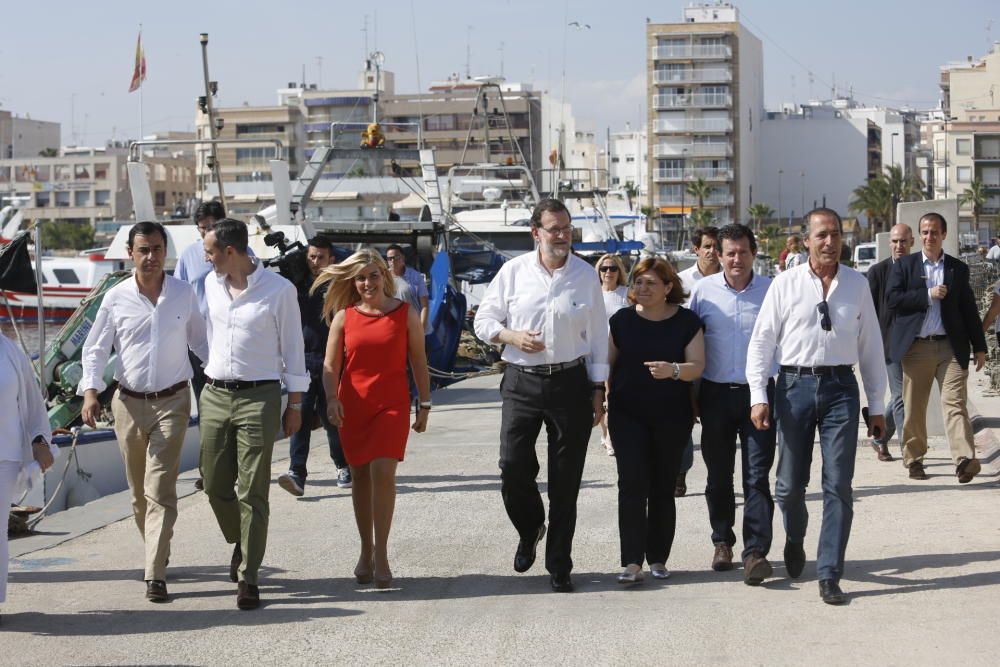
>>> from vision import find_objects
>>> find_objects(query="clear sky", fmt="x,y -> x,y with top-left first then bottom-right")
1,0 -> 995,146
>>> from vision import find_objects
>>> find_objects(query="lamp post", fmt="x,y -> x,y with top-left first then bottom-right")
891,131 -> 900,228
800,170 -> 805,230
777,169 -> 784,231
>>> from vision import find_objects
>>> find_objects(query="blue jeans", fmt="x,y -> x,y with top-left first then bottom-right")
773,368 -> 859,581
875,361 -> 904,447
289,375 -> 346,477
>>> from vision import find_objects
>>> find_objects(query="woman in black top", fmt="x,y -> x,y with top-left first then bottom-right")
608,256 -> 705,584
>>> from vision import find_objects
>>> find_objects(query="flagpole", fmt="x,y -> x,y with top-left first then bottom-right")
138,24 -> 144,139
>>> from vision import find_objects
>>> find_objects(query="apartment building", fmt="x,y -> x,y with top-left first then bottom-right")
607,127 -> 649,197
0,110 -> 60,159
931,41 -> 1000,239
1,146 -> 195,238
647,1 -> 763,238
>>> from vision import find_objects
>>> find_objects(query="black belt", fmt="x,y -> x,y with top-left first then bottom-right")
780,365 -> 853,375
511,357 -> 585,376
207,378 -> 280,391
703,379 -> 749,390
118,380 -> 189,400
916,334 -> 948,341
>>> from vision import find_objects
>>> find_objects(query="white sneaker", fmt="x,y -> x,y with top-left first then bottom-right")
649,563 -> 670,579
617,563 -> 644,584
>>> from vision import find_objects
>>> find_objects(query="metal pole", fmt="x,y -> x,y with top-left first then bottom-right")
778,170 -> 784,231
33,222 -> 46,394
200,33 -> 226,206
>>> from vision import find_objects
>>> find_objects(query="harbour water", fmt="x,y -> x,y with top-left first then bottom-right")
1,320 -> 44,355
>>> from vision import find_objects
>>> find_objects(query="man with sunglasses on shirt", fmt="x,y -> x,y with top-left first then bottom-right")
746,208 -> 886,606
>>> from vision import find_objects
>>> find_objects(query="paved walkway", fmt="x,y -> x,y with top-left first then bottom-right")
2,374 -> 999,665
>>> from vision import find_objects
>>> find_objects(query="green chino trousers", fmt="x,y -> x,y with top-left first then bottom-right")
199,383 -> 282,585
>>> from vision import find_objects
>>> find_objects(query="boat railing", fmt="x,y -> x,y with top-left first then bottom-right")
329,121 -> 423,149
128,138 -> 284,163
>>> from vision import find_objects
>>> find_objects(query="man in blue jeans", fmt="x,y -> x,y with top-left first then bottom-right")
747,208 -> 886,605
277,237 -> 350,496
689,224 -> 776,582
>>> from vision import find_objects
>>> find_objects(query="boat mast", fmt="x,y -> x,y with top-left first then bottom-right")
199,33 -> 226,208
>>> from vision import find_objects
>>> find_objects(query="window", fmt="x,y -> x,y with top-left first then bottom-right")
155,191 -> 166,207
54,191 -> 70,207
625,156 -> 635,163
35,192 -> 50,207
74,190 -> 90,206
956,167 -> 971,183
54,164 -> 71,180
235,123 -> 285,136
0,167 -> 9,183
95,190 -> 110,205
611,156 -> 620,163
94,163 -> 109,180
955,139 -> 971,156
935,140 -> 945,159
52,268 -> 80,284
34,166 -> 50,182
74,165 -> 91,180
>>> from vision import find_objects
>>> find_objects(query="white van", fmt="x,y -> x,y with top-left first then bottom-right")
853,242 -> 877,274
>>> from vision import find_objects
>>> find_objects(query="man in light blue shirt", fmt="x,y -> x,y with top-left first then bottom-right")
688,223 -> 777,585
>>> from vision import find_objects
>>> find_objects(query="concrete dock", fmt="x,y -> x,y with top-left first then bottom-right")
3,372 -> 999,666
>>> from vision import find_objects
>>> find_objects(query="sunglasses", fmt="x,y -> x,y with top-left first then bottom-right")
599,266 -> 619,273
816,300 -> 832,332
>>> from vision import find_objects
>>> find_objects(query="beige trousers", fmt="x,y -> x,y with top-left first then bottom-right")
901,339 -> 976,467
111,387 -> 191,581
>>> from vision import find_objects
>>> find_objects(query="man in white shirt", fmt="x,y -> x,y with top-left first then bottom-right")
675,226 -> 720,497
79,221 -> 209,603
747,208 -> 886,605
688,224 -> 776,584
200,218 -> 309,610
474,199 -> 608,593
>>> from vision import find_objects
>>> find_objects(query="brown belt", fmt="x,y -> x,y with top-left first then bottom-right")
118,380 -> 189,400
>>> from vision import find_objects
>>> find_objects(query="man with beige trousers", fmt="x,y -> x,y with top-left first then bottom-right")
81,221 -> 209,602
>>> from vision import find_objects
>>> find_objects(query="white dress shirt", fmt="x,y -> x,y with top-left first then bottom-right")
918,251 -> 947,338
678,264 -> 706,304
204,259 -> 310,393
602,286 -> 630,319
689,272 -> 773,385
1,335 -> 56,494
474,251 -> 609,382
746,263 -> 887,412
79,274 -> 210,394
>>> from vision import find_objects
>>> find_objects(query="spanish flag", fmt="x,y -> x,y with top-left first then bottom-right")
128,32 -> 146,93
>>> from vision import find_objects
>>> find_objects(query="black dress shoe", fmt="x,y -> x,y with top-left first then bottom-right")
229,543 -> 242,583
550,572 -> 574,593
514,524 -> 546,573
145,579 -> 168,602
783,540 -> 806,579
237,581 -> 260,610
819,579 -> 847,605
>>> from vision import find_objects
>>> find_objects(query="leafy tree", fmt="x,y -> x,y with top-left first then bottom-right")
39,220 -> 94,250
37,148 -> 58,157
747,203 -> 774,233
685,177 -> 713,210
758,223 -> 783,257
849,177 -> 891,237
960,179 -> 987,234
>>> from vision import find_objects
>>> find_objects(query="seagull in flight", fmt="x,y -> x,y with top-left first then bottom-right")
568,21 -> 591,29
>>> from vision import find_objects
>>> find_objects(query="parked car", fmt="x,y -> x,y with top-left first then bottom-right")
853,242 -> 877,274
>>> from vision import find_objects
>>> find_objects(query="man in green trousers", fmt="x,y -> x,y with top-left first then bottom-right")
200,218 -> 309,610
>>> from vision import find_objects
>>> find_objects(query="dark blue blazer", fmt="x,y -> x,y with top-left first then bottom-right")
884,252 -> 986,368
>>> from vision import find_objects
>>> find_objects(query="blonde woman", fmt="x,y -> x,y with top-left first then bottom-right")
596,253 -> 629,456
315,249 -> 431,589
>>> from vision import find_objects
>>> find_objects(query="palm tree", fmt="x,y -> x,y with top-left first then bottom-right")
747,203 -> 775,234
685,177 -> 713,211
882,165 -> 927,228
849,176 -> 891,237
689,207 -> 715,228
960,179 -> 987,235
758,223 -> 783,257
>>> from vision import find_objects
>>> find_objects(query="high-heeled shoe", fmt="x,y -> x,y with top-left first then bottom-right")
355,556 -> 374,585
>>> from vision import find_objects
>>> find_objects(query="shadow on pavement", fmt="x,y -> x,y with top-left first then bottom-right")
847,550 -> 1000,598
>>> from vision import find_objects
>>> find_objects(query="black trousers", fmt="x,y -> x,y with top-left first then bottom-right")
608,403 -> 689,567
698,379 -> 776,559
499,363 -> 592,575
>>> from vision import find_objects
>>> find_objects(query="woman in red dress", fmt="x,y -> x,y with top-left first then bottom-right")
315,248 -> 431,589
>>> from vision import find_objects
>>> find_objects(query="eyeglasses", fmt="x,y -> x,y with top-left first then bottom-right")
599,266 -> 619,273
386,255 -> 404,262
539,225 -> 573,237
816,300 -> 832,332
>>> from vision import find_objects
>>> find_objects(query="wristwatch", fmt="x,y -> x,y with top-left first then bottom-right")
671,362 -> 681,380
419,401 -> 432,411
287,402 -> 303,410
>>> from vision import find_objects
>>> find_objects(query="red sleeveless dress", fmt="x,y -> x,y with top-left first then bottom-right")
338,303 -> 411,465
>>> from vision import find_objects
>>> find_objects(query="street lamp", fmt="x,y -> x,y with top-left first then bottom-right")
777,169 -> 784,230
800,170 -> 805,229
891,131 -> 899,169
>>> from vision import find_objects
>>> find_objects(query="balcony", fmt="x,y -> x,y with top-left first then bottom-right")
653,68 -> 732,84
656,143 -> 732,158
657,195 -> 734,207
654,93 -> 732,109
652,44 -> 732,60
653,168 -> 733,182
654,118 -> 732,133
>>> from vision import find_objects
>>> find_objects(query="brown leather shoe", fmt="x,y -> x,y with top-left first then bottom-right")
743,551 -> 773,586
871,441 -> 894,462
674,473 -> 687,498
711,543 -> 734,571
908,461 -> 928,480
237,581 -> 260,610
957,457 -> 981,484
